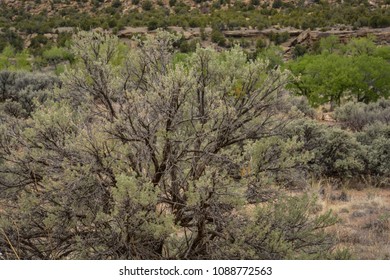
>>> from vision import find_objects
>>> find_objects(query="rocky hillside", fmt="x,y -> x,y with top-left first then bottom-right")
1,0 -> 387,17
1,0 -> 389,57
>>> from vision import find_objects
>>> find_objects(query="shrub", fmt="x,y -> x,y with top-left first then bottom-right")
111,0 -> 122,8
1,31 -> 322,260
285,120 -> 365,178
288,95 -> 316,119
366,136 -> 390,176
0,70 -> 61,115
356,123 -> 390,146
292,44 -> 307,58
255,38 -> 267,50
0,30 -> 24,52
211,29 -> 226,46
248,135 -> 312,188
269,31 -> 290,45
369,15 -> 390,28
179,39 -> 198,53
209,195 -> 348,259
334,100 -> 390,131
42,47 -> 74,66
142,0 -> 153,11
147,19 -> 159,31
355,122 -> 390,177
272,0 -> 283,9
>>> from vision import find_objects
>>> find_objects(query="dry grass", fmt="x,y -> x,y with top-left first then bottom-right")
309,179 -> 390,259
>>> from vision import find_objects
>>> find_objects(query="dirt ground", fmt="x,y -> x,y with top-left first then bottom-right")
311,180 -> 390,259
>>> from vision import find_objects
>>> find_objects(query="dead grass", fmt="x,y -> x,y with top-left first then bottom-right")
309,179 -> 390,259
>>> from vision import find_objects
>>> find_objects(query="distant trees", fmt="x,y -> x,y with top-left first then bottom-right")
0,46 -> 31,71
0,31 -> 344,260
0,0 -> 388,44
42,47 -> 74,66
0,29 -> 24,53
288,36 -> 390,107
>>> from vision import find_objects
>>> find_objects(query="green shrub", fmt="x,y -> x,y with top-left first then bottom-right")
335,100 -> 390,131
249,135 -> 312,189
272,0 -> 283,9
111,0 -> 122,8
255,38 -> 267,50
366,136 -> 390,176
147,19 -> 159,31
209,195 -> 348,259
0,30 -> 24,52
142,0 -> 153,11
211,29 -> 226,47
1,30 -> 326,260
0,70 -> 60,115
285,120 -> 365,178
369,15 -> 390,28
179,39 -> 198,53
42,47 -> 74,65
292,44 -> 307,58
269,31 -> 290,45
356,123 -> 390,177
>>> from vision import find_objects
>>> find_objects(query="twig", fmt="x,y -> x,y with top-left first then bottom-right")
1,229 -> 20,260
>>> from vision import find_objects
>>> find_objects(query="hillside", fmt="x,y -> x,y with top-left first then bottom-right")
0,1 -> 390,262
1,0 -> 389,57
1,0 -> 387,14
1,0 -> 389,28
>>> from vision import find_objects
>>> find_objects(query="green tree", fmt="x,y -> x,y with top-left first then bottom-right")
288,51 -> 390,106
42,46 -> 74,66
318,35 -> 341,54
344,36 -> 376,56
0,46 -> 32,71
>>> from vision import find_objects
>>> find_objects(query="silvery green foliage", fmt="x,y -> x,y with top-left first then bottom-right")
335,100 -> 390,177
0,31 -> 341,260
335,99 -> 390,132
285,119 -> 366,178
247,135 -> 313,190
0,70 -> 60,115
208,195 -> 347,260
357,123 -> 390,177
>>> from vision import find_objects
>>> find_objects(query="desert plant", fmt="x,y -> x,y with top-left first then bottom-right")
0,70 -> 60,114
208,195 -> 348,259
335,100 -> 390,131
0,31 -> 347,260
285,119 -> 366,178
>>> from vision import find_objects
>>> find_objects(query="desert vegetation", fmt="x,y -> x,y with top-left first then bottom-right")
0,29 -> 389,260
0,0 -> 389,58
0,0 -> 389,260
